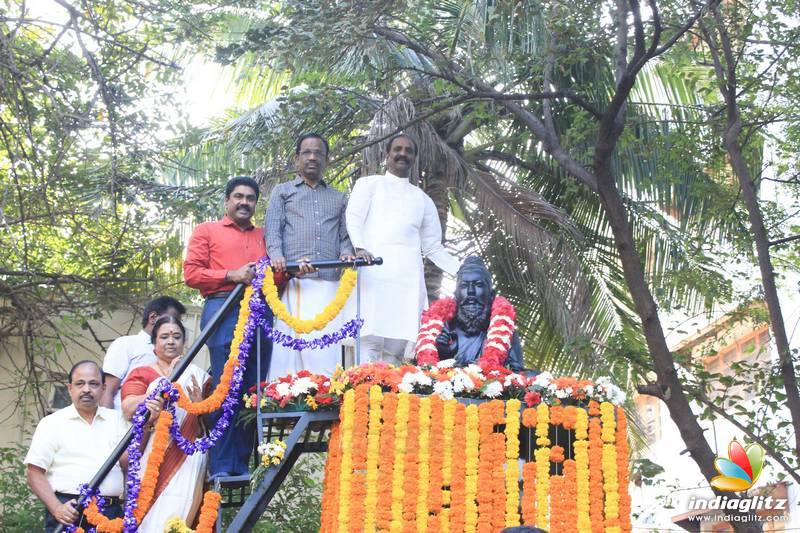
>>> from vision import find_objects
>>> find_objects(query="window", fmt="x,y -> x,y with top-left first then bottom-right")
702,326 -> 771,402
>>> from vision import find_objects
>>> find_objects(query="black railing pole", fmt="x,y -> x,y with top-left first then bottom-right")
282,257 -> 382,271
54,284 -> 246,533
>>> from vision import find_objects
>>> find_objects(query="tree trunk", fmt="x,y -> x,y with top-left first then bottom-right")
724,116 -> 800,461
595,155 -> 763,532
421,163 -> 450,302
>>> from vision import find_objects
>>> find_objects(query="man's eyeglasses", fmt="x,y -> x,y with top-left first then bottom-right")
299,149 -> 326,158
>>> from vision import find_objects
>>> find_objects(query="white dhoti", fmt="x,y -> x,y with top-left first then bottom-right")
268,277 -> 349,379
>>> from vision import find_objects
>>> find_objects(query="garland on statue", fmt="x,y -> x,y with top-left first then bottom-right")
414,295 -> 516,367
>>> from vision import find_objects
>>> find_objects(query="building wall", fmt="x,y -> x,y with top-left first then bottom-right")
631,308 -> 798,531
0,304 -> 208,448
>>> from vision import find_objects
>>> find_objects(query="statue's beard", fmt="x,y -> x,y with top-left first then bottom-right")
455,299 -> 491,336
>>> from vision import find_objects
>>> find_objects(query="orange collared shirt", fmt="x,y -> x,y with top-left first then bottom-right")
183,215 -> 267,297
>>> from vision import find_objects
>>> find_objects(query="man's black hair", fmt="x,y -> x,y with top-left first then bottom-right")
385,133 -> 418,156
500,527 -> 549,533
150,315 -> 187,345
69,360 -> 104,384
142,296 -> 186,328
295,133 -> 330,156
224,176 -> 260,200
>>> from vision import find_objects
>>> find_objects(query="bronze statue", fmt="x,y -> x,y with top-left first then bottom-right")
434,256 -> 524,370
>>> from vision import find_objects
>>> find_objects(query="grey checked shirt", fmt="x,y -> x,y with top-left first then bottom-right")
265,176 -> 354,281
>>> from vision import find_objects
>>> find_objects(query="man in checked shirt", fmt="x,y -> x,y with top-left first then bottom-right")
265,133 -> 355,379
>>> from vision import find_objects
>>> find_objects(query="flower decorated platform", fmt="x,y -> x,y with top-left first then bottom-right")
242,362 -> 633,533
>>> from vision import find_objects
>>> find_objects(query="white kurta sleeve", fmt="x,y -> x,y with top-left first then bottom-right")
345,177 -> 372,250
420,194 -> 460,275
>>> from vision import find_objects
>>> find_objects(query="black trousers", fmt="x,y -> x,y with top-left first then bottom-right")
44,492 -> 123,533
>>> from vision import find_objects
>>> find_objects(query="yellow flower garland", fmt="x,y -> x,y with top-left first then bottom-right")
575,408 -> 591,531
390,393 -> 411,533
601,401 -> 620,533
534,404 -> 550,529
261,266 -> 357,334
336,390 -> 355,533
464,404 -> 480,533
440,400 -> 456,533
504,399 -> 521,527
363,385 -> 383,531
416,397 -> 432,532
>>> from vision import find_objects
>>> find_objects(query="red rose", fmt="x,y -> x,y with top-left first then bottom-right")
524,391 -> 541,407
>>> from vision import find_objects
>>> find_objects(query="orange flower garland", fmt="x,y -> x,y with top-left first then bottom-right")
349,385 -> 370,531
319,422 -> 342,533
376,393 -> 399,531
562,460 -> 578,533
521,460 -> 536,525
195,491 -> 223,533
549,474 -> 564,533
85,409 -> 174,532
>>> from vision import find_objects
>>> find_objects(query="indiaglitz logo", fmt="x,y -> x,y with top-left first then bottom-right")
710,439 -> 765,492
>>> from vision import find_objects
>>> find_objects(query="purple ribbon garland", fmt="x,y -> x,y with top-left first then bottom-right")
251,257 -> 363,350
63,484 -> 104,532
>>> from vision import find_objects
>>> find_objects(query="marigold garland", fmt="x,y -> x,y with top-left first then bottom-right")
415,397 -> 432,532
563,459 -> 578,533
363,385 -> 383,532
261,266 -> 357,334
350,385 -> 370,530
575,408 -> 591,532
336,389 -> 355,533
161,490 -> 222,533
588,415 -> 605,533
376,393 -> 399,531
616,406 -> 633,533
449,402 -> 468,533
415,296 -> 517,367
504,398 -> 521,527
319,422 -> 342,533
390,393 -> 411,532
426,396 -> 445,532
402,395 -> 421,532
521,460 -> 536,525
463,404 -> 480,533
175,287 -> 253,415
317,391 -> 633,533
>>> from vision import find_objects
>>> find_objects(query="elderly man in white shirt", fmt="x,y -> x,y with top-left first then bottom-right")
346,133 -> 461,364
101,296 -> 185,409
25,360 -> 129,532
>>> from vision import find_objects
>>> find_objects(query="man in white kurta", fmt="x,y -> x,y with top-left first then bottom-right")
346,133 -> 460,364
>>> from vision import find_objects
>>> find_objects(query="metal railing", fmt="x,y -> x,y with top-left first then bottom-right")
55,257 -> 380,532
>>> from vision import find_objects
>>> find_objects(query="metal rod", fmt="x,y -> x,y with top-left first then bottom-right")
54,284 -> 246,533
282,257 -> 382,271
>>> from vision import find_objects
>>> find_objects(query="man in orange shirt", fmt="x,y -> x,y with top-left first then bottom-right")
184,176 -> 274,479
